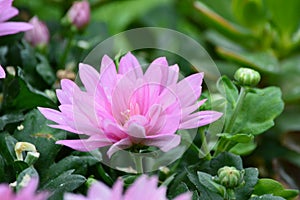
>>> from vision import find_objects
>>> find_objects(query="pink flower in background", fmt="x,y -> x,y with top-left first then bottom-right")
39,52 -> 222,157
67,0 -> 90,30
0,0 -> 33,37
25,16 -> 50,48
0,65 -> 5,78
64,175 -> 191,200
0,179 -> 48,200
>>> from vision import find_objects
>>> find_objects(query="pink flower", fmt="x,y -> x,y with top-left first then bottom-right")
67,0 -> 90,30
25,16 -> 50,48
0,179 -> 48,200
0,0 -> 33,37
0,64 -> 5,78
39,52 -> 222,157
64,175 -> 191,200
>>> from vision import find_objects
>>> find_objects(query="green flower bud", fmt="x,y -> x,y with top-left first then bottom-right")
234,68 -> 261,87
217,166 -> 243,188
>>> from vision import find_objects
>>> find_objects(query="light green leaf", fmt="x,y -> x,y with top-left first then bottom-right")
233,87 -> 284,135
253,179 -> 299,200
217,47 -> 279,74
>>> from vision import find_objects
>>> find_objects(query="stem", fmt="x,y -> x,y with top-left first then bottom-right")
60,33 -> 74,68
133,155 -> 143,174
225,87 -> 247,133
200,130 -> 211,160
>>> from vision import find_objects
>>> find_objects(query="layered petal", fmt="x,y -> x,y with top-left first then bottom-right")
0,22 -> 33,37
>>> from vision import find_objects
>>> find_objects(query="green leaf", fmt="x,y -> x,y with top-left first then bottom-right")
233,87 -> 284,135
250,194 -> 285,200
0,133 -> 17,165
234,168 -> 259,200
15,166 -> 39,192
170,182 -> 190,199
187,170 -> 224,200
13,109 -> 66,178
92,0 -> 173,33
0,113 -> 24,131
197,171 -> 226,196
13,160 -> 29,176
217,76 -> 239,108
45,155 -> 99,181
36,54 -> 56,85
41,170 -> 86,200
230,141 -> 257,155
253,179 -> 299,200
193,1 -> 253,41
2,68 -> 56,112
209,152 -> 243,174
218,133 -> 254,143
217,47 -> 279,74
265,0 -> 300,36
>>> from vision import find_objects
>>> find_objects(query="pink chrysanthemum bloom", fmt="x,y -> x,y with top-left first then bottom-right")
0,0 -> 33,37
39,52 -> 222,157
0,179 -> 48,200
0,64 -> 5,78
64,175 -> 191,200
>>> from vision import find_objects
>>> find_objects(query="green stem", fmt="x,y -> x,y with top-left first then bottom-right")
200,130 -> 211,160
133,155 -> 143,174
60,33 -> 74,68
224,87 -> 247,133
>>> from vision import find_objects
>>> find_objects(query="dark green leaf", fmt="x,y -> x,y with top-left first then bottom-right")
197,171 -> 226,196
0,133 -> 17,165
0,113 -> 24,130
13,160 -> 29,176
45,155 -> 99,181
235,168 -> 259,200
14,109 -> 66,178
41,170 -> 86,200
2,68 -> 56,111
209,152 -> 243,174
187,170 -> 223,200
15,166 -> 39,192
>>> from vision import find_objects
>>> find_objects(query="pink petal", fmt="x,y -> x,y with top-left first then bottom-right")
38,107 -> 66,125
176,72 -> 204,107
124,175 -> 167,200
64,193 -> 86,200
0,184 -> 14,199
173,193 -> 192,200
143,134 -> 181,152
107,138 -> 132,158
87,181 -> 113,199
167,64 -> 179,85
0,65 -> 5,79
179,111 -> 223,129
0,7 -> 18,22
118,52 -> 143,78
144,57 -> 169,89
181,99 -> 207,118
126,122 -> 146,139
111,180 -> 123,200
56,135 -> 111,152
79,63 -> 99,93
0,22 -> 33,36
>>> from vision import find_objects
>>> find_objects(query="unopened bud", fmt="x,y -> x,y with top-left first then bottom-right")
25,16 -> 50,48
217,166 -> 244,188
66,0 -> 90,30
234,67 -> 261,87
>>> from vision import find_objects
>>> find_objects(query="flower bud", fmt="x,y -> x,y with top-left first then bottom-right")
25,16 -> 50,48
67,0 -> 90,30
217,166 -> 243,188
234,67 -> 261,87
